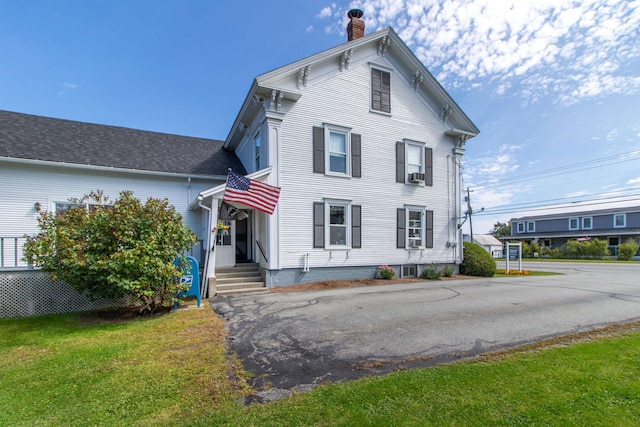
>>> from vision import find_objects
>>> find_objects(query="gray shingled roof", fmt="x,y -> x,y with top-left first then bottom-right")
0,110 -> 246,176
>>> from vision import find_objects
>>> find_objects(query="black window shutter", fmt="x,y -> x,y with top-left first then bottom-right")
352,205 -> 361,248
425,147 -> 433,186
396,141 -> 405,183
425,210 -> 434,248
351,133 -> 361,178
397,208 -> 405,248
313,202 -> 324,248
313,126 -> 325,174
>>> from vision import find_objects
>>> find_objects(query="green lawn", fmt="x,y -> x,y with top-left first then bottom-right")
2,308 -> 639,426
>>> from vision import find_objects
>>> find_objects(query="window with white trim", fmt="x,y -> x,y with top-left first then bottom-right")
371,67 -> 391,113
517,222 -> 525,233
407,208 -> 424,249
396,140 -> 433,185
582,217 -> 592,230
569,217 -> 579,230
54,202 -> 111,213
313,200 -> 361,249
327,201 -> 349,247
527,221 -> 535,232
406,143 -> 423,175
614,213 -> 626,228
312,125 -> 361,178
327,129 -> 349,175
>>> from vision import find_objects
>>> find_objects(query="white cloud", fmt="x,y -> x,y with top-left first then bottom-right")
306,25 -> 314,33
627,177 -> 640,184
318,0 -> 640,104
58,81 -> 80,96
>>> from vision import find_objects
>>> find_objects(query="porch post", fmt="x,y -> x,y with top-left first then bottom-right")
206,198 -> 219,297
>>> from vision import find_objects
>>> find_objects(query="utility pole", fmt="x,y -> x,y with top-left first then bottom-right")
465,187 -> 484,242
465,187 -> 473,241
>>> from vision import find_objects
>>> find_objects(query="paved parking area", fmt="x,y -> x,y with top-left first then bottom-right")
211,262 -> 640,401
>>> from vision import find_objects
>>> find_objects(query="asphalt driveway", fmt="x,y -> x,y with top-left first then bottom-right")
211,262 -> 640,401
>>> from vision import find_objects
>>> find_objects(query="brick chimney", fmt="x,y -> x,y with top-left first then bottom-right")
347,9 -> 365,41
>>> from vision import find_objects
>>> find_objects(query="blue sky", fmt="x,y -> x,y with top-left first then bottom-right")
1,0 -> 639,235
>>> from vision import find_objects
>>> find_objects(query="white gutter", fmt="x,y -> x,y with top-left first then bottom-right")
0,156 -> 227,180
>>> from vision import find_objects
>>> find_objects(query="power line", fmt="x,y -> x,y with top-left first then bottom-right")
467,150 -> 640,189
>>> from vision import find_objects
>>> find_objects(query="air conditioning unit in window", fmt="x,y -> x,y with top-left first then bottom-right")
408,172 -> 425,184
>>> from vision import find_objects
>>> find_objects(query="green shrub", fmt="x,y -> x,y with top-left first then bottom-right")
460,242 -> 496,277
565,238 -> 610,259
23,190 -> 197,313
617,239 -> 639,261
442,265 -> 456,277
421,264 -> 442,280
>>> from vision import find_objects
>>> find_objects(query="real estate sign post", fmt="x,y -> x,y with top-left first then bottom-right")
506,242 -> 522,273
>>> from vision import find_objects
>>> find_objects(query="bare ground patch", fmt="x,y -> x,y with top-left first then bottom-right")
269,275 -> 475,293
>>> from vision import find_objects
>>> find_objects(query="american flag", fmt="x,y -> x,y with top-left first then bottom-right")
223,171 -> 281,215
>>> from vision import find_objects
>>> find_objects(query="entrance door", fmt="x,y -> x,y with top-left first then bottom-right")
235,211 -> 252,263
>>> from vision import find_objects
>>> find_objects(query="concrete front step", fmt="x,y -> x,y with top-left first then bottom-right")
216,274 -> 262,285
215,264 -> 266,296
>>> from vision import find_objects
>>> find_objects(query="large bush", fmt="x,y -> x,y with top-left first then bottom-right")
564,238 -> 609,259
24,190 -> 197,313
617,239 -> 639,261
460,241 -> 496,277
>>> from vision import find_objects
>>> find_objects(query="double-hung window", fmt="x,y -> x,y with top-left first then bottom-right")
396,139 -> 433,185
328,202 -> 349,247
614,213 -> 626,228
527,221 -> 535,232
407,208 -> 424,248
371,67 -> 391,113
312,125 -> 361,178
328,130 -> 348,175
582,217 -> 592,230
397,206 -> 433,249
517,222 -> 525,233
313,200 -> 361,249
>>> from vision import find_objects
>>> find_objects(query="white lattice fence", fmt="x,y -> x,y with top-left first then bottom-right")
0,270 -> 132,318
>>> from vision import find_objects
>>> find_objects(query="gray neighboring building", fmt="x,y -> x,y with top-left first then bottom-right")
507,206 -> 640,255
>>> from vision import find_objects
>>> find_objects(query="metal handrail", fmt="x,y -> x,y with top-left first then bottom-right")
256,240 -> 268,263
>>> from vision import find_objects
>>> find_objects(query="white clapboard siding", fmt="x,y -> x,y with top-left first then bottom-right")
0,163 -> 216,243
274,49 -> 462,269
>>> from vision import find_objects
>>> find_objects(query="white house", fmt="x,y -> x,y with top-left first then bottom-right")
0,10 -> 478,314
195,10 -> 478,292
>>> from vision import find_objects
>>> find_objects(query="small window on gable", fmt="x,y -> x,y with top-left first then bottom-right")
582,217 -> 592,230
614,213 -> 626,228
312,125 -> 361,178
569,218 -> 579,230
371,68 -> 391,113
517,222 -> 525,233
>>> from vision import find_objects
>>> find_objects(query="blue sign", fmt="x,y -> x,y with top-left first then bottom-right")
174,256 -> 200,308
508,246 -> 519,261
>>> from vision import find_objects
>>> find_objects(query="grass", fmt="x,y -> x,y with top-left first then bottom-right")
494,270 -> 561,277
2,308 -> 640,426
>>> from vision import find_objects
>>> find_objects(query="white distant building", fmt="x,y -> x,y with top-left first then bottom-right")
464,234 -> 503,258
